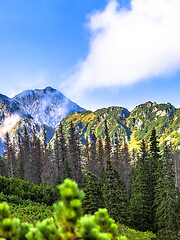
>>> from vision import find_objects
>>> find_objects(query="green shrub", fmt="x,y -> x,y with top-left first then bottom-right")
0,179 -> 156,239
0,179 -> 128,239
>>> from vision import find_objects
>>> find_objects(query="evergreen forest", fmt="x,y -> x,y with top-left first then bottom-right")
0,121 -> 179,239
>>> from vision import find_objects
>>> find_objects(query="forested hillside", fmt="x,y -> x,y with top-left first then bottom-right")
1,120 -> 179,239
0,92 -> 179,239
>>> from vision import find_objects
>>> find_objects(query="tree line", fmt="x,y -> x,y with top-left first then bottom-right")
1,121 -> 180,239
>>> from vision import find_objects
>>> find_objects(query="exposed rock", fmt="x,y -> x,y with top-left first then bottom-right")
156,109 -> 169,116
146,101 -> 153,107
135,119 -> 143,129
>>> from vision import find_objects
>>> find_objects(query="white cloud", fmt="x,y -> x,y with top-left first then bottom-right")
66,0 -> 180,93
0,115 -> 20,137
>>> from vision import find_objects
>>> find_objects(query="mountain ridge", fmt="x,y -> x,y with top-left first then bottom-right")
59,101 -> 180,149
13,86 -> 86,128
0,87 -> 179,156
0,87 -> 86,155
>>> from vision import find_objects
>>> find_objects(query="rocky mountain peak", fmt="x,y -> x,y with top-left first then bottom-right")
13,87 -> 86,128
0,87 -> 86,156
43,86 -> 56,93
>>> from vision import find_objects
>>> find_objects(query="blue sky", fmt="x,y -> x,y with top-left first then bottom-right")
0,0 -> 179,111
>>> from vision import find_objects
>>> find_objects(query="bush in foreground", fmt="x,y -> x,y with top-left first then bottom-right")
0,178 -> 127,239
0,178 -> 157,239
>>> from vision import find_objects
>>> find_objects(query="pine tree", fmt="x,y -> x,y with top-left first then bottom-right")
58,123 -> 68,179
82,136 -> 90,172
54,128 -> 60,174
41,143 -> 55,187
41,125 -> 48,183
112,134 -> 120,170
41,125 -> 47,165
96,137 -> 104,178
54,123 -> 69,182
82,172 -> 105,215
0,156 -> 6,176
104,121 -> 111,164
119,142 -> 131,195
87,132 -> 97,175
16,131 -> 24,179
22,126 -> 31,181
103,160 -> 128,224
129,140 -> 151,231
154,142 -> 179,239
150,128 -> 160,177
30,126 -> 42,185
42,125 -> 47,152
63,158 -> 71,179
149,127 -> 160,230
4,132 -> 15,178
68,121 -> 83,187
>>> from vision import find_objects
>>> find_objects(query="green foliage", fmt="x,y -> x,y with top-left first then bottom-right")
129,140 -> 151,231
10,203 -> 53,224
0,202 -> 33,240
53,178 -> 84,230
154,143 -> 179,239
103,161 -> 128,224
118,224 -> 156,240
63,159 -> 72,179
59,102 -> 180,150
0,176 -> 59,205
129,128 -> 179,238
82,172 -> 105,215
0,179 -> 130,240
61,106 -> 129,145
68,121 -> 83,187
0,192 -> 53,224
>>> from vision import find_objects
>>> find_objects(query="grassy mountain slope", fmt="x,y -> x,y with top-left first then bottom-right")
60,101 -> 180,149
61,106 -> 130,144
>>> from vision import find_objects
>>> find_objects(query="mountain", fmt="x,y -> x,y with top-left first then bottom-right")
0,94 -> 32,155
0,93 -> 55,156
0,93 -> 32,125
0,86 -> 179,156
13,86 -> 86,128
59,101 -> 180,149
60,106 -> 130,144
127,101 -> 180,149
0,87 -> 86,156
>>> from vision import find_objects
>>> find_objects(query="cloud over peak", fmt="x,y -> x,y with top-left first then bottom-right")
66,0 -> 180,93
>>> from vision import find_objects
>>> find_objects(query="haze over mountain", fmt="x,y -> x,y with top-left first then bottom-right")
13,86 -> 86,128
0,87 -> 86,156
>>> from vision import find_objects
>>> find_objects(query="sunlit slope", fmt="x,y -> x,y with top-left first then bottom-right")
60,102 -> 180,149
61,107 -> 130,144
128,102 -> 180,149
